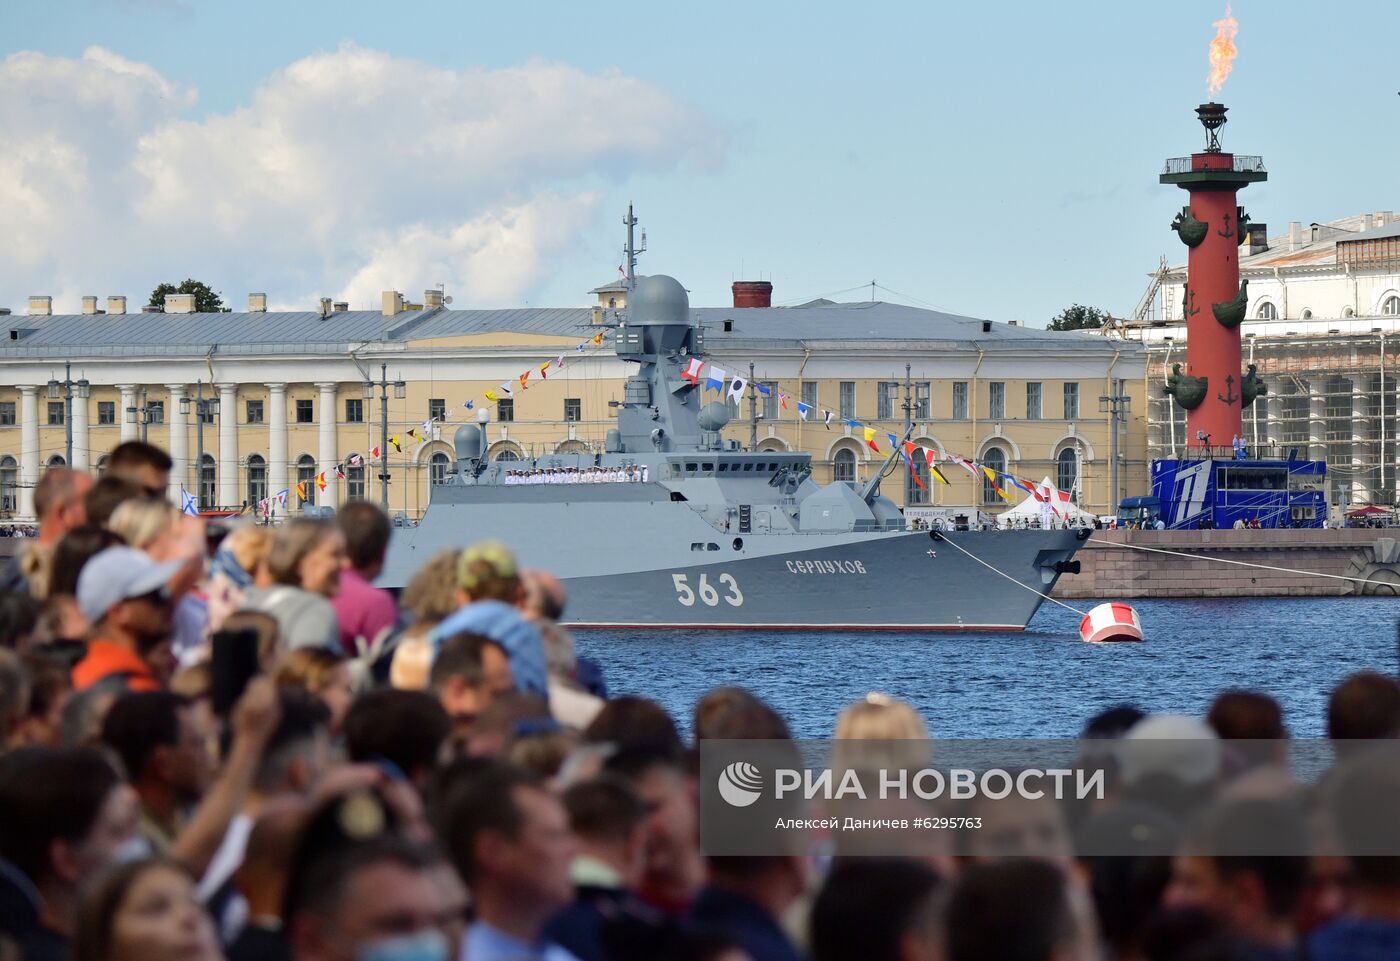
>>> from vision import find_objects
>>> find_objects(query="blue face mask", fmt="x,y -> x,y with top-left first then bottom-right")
355,930 -> 450,961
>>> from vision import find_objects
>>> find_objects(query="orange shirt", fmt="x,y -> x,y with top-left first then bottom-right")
71,639 -> 161,692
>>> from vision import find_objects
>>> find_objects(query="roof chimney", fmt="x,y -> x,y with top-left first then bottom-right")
732,281 -> 773,308
1364,214 -> 1375,232
81,296 -> 100,315
382,290 -> 404,317
1379,210 -> 1394,227
333,301 -> 349,313
248,293 -> 267,313
164,292 -> 196,313
1287,221 -> 1302,252
318,297 -> 332,319
107,296 -> 126,315
424,288 -> 445,309
28,296 -> 51,316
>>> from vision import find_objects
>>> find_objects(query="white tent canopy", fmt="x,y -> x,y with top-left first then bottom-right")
995,477 -> 1096,528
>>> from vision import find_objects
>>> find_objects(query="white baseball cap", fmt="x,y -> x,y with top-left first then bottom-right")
76,547 -> 185,624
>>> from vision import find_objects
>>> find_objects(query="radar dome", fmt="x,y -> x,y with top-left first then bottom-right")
454,424 -> 484,461
628,274 -> 689,325
697,401 -> 731,432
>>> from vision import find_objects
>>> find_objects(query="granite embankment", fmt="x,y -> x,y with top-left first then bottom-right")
1052,528 -> 1400,598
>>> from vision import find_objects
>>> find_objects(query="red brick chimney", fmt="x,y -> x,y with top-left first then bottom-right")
732,280 -> 773,308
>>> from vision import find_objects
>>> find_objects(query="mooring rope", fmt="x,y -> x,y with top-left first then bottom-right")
1087,538 -> 1400,591
936,535 -> 1089,616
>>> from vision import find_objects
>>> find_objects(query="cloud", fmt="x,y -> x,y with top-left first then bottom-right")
0,44 -> 718,310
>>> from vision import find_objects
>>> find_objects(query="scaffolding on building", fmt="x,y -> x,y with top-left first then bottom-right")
1142,331 -> 1398,507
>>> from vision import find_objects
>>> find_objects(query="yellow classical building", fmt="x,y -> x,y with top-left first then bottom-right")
0,283 -> 1147,522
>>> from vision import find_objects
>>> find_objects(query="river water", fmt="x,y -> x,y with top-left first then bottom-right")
574,598 -> 1400,740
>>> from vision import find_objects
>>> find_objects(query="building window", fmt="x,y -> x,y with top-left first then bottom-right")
915,382 -> 931,420
246,454 -> 267,507
295,400 -> 313,424
1026,383 -> 1042,420
296,454 -> 316,506
246,400 -> 264,424
801,381 -> 818,409
1384,295 -> 1400,315
833,447 -> 857,483
497,399 -> 514,423
839,382 -> 856,419
148,401 -> 164,424
95,455 -> 108,478
0,456 -> 16,512
47,402 -> 64,426
199,454 -> 216,509
0,402 -> 14,426
1057,448 -> 1078,498
760,382 -> 778,420
564,398 -> 582,422
908,456 -> 930,505
1255,301 -> 1278,320
46,455 -> 66,469
430,451 -> 451,486
981,447 -> 1007,504
1063,383 -> 1079,420
952,382 -> 969,420
347,459 -> 365,500
877,382 -> 899,420
345,399 -> 363,423
98,401 -> 115,425
490,443 -> 521,462
988,382 -> 1006,420
428,398 -> 446,421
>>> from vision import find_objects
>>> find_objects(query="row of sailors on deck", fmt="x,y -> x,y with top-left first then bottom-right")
502,464 -> 651,484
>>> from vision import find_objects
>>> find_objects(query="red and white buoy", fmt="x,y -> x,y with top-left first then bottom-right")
1079,602 -> 1144,643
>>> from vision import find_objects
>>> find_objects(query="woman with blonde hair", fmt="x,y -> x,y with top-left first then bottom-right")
832,693 -> 931,774
206,526 -> 275,633
107,498 -> 209,666
242,519 -> 345,650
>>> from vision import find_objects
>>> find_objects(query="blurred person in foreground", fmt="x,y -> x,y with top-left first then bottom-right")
71,857 -> 224,961
444,761 -> 580,960
0,468 -> 94,596
1308,745 -> 1400,961
1326,671 -> 1400,760
603,745 -> 706,916
429,631 -> 514,747
242,519 -> 345,651
0,747 -> 141,961
941,860 -> 1098,961
1163,798 -> 1310,961
430,541 -> 548,698
73,547 -> 187,692
544,775 -> 658,961
809,858 -> 941,961
330,501 -> 398,658
106,441 -> 173,498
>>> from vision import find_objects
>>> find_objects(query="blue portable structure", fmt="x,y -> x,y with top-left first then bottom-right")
1149,455 -> 1327,529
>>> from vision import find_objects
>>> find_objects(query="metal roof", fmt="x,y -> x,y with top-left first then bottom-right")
1340,220 -> 1400,243
0,298 -> 1126,357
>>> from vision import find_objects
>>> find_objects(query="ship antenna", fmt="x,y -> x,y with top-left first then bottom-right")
623,203 -> 639,290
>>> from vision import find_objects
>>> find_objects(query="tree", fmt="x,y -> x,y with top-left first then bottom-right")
147,279 -> 226,313
1048,304 -> 1105,331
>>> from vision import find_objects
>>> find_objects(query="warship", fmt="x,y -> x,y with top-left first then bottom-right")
378,270 -> 1089,630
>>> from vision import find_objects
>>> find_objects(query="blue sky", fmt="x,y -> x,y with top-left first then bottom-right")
2,0 -> 1396,323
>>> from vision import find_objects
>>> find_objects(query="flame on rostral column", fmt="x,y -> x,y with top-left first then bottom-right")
1207,5 -> 1239,96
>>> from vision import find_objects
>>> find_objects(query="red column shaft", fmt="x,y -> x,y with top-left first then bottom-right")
1184,156 -> 1242,448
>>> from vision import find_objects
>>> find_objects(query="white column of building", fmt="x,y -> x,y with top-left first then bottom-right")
71,389 -> 90,472
118,386 -> 138,442
18,386 -> 39,520
1261,390 -> 1282,451
317,383 -> 338,505
268,384 -> 288,518
166,385 -> 188,504
218,384 -> 238,508
1351,376 -> 1370,504
1307,380 -> 1327,464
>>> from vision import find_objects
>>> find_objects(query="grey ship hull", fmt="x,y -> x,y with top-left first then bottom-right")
380,483 -> 1084,630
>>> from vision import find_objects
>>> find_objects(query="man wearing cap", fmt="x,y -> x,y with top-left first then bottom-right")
72,546 -> 185,692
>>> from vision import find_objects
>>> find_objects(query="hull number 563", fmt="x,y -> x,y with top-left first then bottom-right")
672,572 -> 744,607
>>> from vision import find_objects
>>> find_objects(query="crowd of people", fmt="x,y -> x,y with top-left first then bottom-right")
502,466 -> 650,485
0,439 -> 1398,961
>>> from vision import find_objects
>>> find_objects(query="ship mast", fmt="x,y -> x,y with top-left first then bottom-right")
623,204 -> 645,290
749,361 -> 759,451
903,362 -> 914,506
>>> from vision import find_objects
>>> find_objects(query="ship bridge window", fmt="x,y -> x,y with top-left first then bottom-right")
691,542 -> 720,551
686,462 -> 698,472
719,463 -> 729,472
742,463 -> 753,472
703,463 -> 714,472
